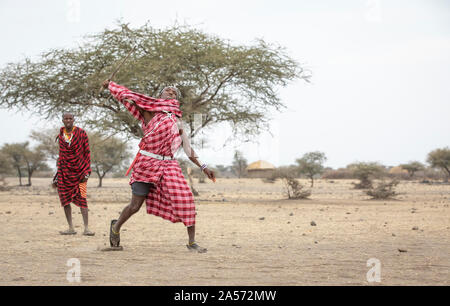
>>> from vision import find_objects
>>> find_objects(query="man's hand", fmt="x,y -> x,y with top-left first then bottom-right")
102,79 -> 110,89
203,168 -> 216,183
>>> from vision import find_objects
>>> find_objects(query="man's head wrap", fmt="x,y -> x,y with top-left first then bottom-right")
158,86 -> 182,100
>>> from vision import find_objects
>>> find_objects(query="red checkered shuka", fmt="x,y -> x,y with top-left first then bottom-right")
109,82 -> 195,227
56,127 -> 91,208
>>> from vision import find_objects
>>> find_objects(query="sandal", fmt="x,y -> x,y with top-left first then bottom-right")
83,230 -> 95,236
59,229 -> 77,235
186,242 -> 207,253
109,220 -> 120,247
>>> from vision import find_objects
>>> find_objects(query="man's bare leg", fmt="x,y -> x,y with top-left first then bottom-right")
113,194 -> 146,232
109,194 -> 145,247
80,207 -> 95,236
187,225 -> 207,253
60,204 -> 76,235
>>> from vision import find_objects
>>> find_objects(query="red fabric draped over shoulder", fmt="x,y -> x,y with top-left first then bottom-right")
56,127 -> 91,208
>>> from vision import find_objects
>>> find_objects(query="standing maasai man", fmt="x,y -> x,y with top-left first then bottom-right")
101,80 -> 215,253
53,113 -> 94,236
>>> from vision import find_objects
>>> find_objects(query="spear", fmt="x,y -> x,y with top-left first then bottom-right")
98,46 -> 137,95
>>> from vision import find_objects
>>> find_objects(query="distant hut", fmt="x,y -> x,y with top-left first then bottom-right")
246,160 -> 276,178
388,166 -> 409,175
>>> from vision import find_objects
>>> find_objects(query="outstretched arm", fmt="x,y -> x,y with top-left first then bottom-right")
103,80 -> 144,122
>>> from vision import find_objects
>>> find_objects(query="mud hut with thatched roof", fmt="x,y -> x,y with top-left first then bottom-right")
246,160 -> 276,178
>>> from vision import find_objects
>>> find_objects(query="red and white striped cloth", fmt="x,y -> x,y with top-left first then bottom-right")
56,126 -> 91,208
108,81 -> 195,227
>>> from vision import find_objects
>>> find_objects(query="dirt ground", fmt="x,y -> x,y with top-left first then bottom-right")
0,177 -> 449,286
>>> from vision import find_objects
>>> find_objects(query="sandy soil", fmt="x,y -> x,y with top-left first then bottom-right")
0,177 -> 449,286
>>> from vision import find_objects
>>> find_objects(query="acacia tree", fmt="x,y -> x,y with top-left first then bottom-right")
89,132 -> 132,187
296,151 -> 327,187
30,128 -> 60,164
0,22 -> 309,141
232,150 -> 248,178
427,147 -> 450,182
1,143 -> 27,186
1,142 -> 48,186
0,152 -> 12,189
0,152 -> 11,175
23,149 -> 49,186
400,161 -> 425,178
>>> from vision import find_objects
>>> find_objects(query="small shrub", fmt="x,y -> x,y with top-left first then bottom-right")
286,178 -> 311,199
348,162 -> 385,189
366,180 -> 399,199
352,178 -> 373,189
262,172 -> 278,184
0,177 -> 11,191
262,177 -> 276,184
265,168 -> 312,199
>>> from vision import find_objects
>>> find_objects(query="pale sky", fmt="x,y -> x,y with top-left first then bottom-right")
0,0 -> 449,169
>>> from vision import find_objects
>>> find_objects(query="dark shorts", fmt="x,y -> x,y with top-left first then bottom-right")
131,182 -> 154,196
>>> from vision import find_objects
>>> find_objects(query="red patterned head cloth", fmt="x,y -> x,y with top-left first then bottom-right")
158,86 -> 182,100
109,81 -> 182,118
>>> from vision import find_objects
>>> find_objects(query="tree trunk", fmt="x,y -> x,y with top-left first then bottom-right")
310,176 -> 314,187
283,179 -> 291,199
16,166 -> 22,186
98,172 -> 106,188
444,167 -> 450,182
95,166 -> 102,187
27,166 -> 33,186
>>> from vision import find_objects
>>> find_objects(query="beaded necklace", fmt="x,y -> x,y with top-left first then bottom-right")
63,127 -> 76,147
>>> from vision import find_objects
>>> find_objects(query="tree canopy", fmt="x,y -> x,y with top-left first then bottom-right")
1,142 -> 49,186
0,22 -> 309,140
232,150 -> 248,178
296,151 -> 327,187
400,161 -> 425,178
89,132 -> 132,187
427,147 -> 450,180
347,162 -> 385,189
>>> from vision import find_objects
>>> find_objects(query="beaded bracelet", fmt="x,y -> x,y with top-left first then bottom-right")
200,164 -> 207,171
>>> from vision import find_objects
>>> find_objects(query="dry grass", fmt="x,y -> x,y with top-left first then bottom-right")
0,177 -> 449,285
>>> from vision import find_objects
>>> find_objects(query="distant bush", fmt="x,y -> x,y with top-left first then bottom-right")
31,171 -> 54,178
261,176 -> 277,184
348,162 -> 386,189
385,168 -> 411,180
399,161 -> 425,179
322,168 -> 354,179
270,168 -> 311,199
427,147 -> 450,182
366,180 -> 399,199
285,178 -> 311,199
422,168 -> 447,181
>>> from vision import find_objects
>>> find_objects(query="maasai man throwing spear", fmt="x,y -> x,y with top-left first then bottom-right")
53,113 -> 94,236
101,79 -> 215,253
